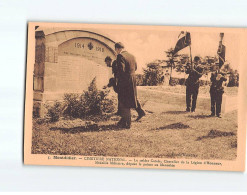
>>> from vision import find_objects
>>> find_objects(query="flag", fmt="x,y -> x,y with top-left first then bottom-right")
173,32 -> 191,55
217,44 -> 225,69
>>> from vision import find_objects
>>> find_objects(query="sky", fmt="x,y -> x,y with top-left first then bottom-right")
96,27 -> 241,73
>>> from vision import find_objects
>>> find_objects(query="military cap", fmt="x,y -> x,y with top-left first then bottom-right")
115,42 -> 125,49
194,56 -> 200,62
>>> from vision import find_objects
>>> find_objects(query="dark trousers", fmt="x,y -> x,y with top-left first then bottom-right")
186,85 -> 199,111
117,97 -> 144,116
118,100 -> 145,127
118,101 -> 131,127
210,91 -> 223,116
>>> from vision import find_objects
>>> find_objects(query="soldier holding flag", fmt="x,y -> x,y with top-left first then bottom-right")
210,65 -> 227,118
172,31 -> 204,112
185,57 -> 204,112
209,33 -> 227,118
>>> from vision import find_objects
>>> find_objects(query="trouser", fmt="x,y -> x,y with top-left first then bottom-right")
186,85 -> 199,111
210,91 -> 223,116
117,96 -> 144,116
119,101 -> 131,127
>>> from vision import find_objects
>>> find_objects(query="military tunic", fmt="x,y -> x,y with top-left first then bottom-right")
210,71 -> 227,116
185,66 -> 203,111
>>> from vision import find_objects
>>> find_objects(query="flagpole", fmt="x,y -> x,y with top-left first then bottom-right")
189,43 -> 193,69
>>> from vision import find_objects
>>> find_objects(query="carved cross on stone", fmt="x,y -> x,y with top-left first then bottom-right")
88,42 -> 93,50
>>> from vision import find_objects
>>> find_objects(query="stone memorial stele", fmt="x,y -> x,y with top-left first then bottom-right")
33,28 -> 116,117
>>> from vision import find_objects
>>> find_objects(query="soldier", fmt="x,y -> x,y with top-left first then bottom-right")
185,56 -> 204,112
105,55 -> 145,120
210,65 -> 227,118
105,56 -> 118,79
104,57 -> 120,115
115,42 -> 145,129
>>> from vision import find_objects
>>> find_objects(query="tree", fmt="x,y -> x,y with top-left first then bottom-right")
176,54 -> 189,72
226,66 -> 239,87
164,48 -> 181,85
143,61 -> 164,86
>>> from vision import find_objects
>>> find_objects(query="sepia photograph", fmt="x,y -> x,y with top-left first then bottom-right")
24,22 -> 246,171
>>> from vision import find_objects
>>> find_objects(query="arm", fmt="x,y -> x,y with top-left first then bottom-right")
193,68 -> 204,78
117,54 -> 125,73
133,56 -> 137,71
220,74 -> 227,82
210,72 -> 216,82
195,66 -> 204,76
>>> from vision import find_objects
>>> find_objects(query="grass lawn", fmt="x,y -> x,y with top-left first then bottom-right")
142,85 -> 238,97
32,87 -> 237,160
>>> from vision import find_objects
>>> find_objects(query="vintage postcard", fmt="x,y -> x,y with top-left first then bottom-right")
24,22 -> 247,171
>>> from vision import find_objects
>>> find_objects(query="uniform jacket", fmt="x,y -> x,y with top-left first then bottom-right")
112,60 -> 118,78
210,71 -> 227,93
185,66 -> 203,87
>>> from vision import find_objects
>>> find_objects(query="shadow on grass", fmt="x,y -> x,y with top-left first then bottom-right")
153,122 -> 190,131
162,111 -> 188,115
50,124 -> 126,134
188,114 -> 212,119
145,110 -> 154,114
196,130 -> 236,141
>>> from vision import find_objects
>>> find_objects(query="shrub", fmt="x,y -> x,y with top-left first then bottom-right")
143,63 -> 164,86
63,93 -> 81,118
63,77 -> 115,119
169,78 -> 180,86
46,101 -> 63,122
136,74 -> 145,86
228,73 -> 239,87
199,80 -> 210,86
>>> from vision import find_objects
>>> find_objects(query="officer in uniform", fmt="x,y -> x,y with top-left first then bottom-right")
185,56 -> 204,112
115,42 -> 145,129
105,56 -> 118,79
104,57 -> 120,114
210,65 -> 227,118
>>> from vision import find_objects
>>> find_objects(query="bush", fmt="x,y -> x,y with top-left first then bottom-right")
228,73 -> 239,87
63,77 -> 114,119
169,78 -> 180,86
143,63 -> 164,86
136,74 -> 145,86
63,93 -> 81,118
199,80 -> 210,86
169,78 -> 211,86
46,101 -> 63,122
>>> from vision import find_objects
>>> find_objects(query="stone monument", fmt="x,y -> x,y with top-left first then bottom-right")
33,28 -> 116,117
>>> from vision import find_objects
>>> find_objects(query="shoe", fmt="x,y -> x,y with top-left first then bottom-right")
186,108 -> 190,112
117,119 -> 125,128
136,111 -> 146,121
216,114 -> 222,118
117,119 -> 131,129
191,110 -> 195,113
210,113 -> 215,117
